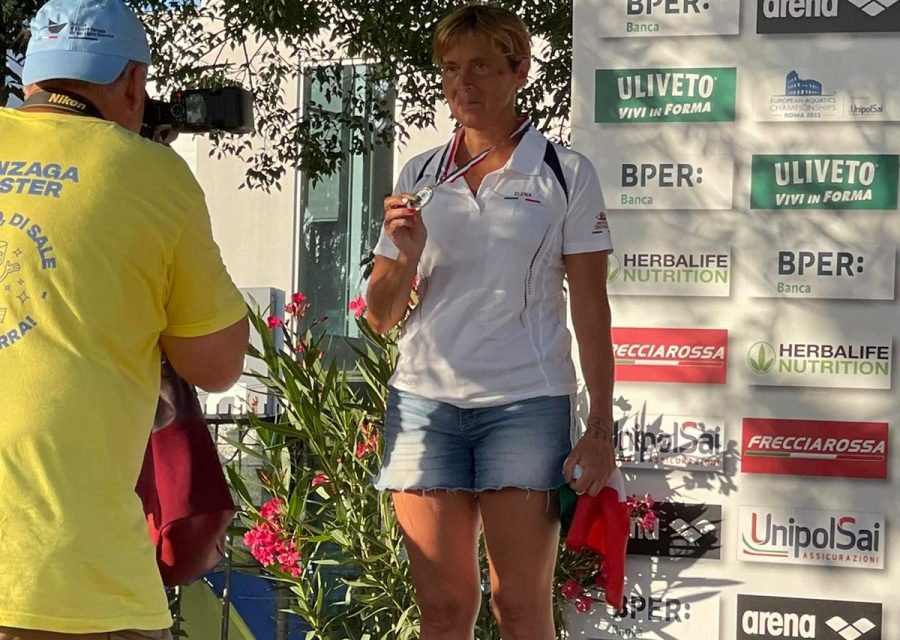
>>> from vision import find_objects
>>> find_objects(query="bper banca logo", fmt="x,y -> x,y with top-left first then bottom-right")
627,0 -> 712,15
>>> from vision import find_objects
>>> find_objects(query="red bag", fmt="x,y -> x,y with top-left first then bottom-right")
135,361 -> 237,586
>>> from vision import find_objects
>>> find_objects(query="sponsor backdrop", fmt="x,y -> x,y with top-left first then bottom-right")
572,0 -> 898,638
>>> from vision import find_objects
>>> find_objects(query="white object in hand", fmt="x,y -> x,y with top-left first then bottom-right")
573,464 -> 584,481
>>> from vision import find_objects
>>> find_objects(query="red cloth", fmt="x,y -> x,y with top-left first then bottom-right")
135,363 -> 236,586
564,470 -> 631,611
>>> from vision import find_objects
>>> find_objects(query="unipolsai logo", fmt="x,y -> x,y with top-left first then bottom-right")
748,342 -> 777,374
739,507 -> 884,569
614,397 -> 724,471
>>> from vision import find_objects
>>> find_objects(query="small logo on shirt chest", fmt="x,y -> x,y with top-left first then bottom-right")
503,191 -> 543,205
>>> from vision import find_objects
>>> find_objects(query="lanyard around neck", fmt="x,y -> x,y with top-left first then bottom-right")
20,90 -> 105,119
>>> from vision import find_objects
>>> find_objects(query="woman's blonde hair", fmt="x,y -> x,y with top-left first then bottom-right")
432,4 -> 531,68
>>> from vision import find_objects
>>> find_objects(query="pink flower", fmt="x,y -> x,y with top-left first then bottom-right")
640,511 -> 657,532
259,498 -> 284,522
277,549 -> 300,566
311,474 -> 329,487
348,295 -> 366,318
285,293 -> 308,318
267,316 -> 283,329
643,493 -> 655,509
575,594 -> 594,613
244,522 -> 280,567
560,579 -> 582,601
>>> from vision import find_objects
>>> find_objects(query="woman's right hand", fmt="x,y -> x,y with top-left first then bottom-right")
384,193 -> 428,261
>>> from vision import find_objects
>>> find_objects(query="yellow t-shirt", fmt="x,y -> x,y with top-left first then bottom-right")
0,108 -> 248,633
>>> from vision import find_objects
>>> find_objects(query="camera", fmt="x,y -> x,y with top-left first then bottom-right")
141,86 -> 254,141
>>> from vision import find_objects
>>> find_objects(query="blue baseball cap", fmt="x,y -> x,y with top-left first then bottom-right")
23,0 -> 151,86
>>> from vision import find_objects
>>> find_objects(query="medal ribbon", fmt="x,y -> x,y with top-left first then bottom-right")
435,116 -> 532,187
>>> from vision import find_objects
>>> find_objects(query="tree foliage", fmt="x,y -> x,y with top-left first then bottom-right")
3,0 -> 572,189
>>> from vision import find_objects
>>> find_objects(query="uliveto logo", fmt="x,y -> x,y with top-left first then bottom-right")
613,327 -> 727,384
750,155 -> 900,210
758,0 -> 900,34
739,507 -> 884,569
737,594 -> 882,640
595,67 -> 736,123
742,418 -> 888,479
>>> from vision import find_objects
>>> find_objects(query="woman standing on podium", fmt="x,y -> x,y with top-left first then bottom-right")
365,5 -> 616,638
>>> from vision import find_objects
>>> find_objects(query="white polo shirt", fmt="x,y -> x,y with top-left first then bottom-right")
373,127 -> 613,408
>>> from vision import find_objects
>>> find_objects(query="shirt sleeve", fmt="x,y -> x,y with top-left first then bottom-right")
162,192 -> 247,338
563,153 -> 614,255
373,157 -> 419,261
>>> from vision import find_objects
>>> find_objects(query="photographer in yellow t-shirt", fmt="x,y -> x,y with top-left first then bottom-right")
0,1 -> 249,637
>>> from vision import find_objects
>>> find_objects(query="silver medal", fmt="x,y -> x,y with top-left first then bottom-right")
409,186 -> 434,210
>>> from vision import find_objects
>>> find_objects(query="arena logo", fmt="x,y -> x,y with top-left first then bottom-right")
613,327 -> 728,384
629,502 -> 722,558
757,0 -> 900,33
615,402 -> 724,470
746,340 -> 892,389
595,67 -> 736,123
750,155 -> 900,210
741,417 -> 888,479
608,251 -> 730,297
737,594 -> 882,640
586,0 -> 740,38
738,507 -> 884,569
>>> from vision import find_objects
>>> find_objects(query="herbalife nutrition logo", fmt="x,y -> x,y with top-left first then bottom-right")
751,154 -> 900,210
749,342 -> 889,377
748,342 -> 776,373
595,67 -> 736,123
609,252 -> 729,286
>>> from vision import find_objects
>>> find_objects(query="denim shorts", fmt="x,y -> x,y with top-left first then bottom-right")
374,387 -> 573,492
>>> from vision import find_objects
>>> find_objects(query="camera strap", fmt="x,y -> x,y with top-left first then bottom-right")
20,89 -> 105,119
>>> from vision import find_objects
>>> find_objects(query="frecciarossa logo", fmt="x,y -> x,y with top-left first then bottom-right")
739,507 -> 884,569
612,328 -> 727,384
742,418 -> 888,479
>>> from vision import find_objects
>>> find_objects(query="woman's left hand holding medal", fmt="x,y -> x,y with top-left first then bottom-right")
384,193 -> 428,261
